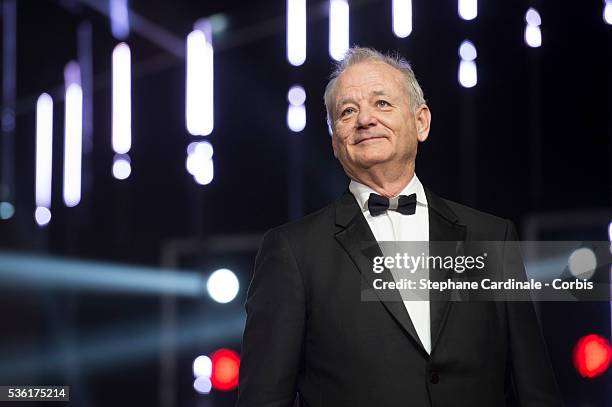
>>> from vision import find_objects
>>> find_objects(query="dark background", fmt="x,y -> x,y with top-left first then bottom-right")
0,0 -> 610,406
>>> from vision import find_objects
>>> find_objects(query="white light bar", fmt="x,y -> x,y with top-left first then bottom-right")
110,0 -> 130,40
63,62 -> 83,208
112,42 -> 132,154
186,22 -> 214,136
458,0 -> 477,21
392,0 -> 412,38
605,0 -> 612,25
329,0 -> 349,61
35,93 -> 53,225
287,0 -> 306,66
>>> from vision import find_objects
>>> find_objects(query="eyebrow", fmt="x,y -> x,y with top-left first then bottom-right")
336,90 -> 390,109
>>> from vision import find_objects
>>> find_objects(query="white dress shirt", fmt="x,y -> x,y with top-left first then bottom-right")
349,174 -> 432,354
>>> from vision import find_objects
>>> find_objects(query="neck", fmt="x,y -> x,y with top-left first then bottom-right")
350,162 -> 416,198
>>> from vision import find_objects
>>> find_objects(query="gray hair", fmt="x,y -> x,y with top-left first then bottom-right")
323,46 -> 426,127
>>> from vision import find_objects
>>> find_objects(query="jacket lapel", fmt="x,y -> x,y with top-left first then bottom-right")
425,188 -> 467,353
334,191 -> 428,356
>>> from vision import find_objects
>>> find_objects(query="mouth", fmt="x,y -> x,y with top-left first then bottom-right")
354,136 -> 387,145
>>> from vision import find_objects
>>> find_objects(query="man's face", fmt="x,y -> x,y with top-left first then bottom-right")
330,61 -> 430,178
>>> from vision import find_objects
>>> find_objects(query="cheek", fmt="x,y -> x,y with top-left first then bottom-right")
334,126 -> 352,145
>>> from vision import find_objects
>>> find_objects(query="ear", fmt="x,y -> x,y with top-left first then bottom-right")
414,104 -> 431,142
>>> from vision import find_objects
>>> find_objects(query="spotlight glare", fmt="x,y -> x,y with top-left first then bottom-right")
186,26 -> 214,136
287,0 -> 306,66
34,206 -> 51,226
459,40 -> 477,61
568,247 -> 597,280
0,202 -> 15,220
193,160 -> 214,185
458,40 -> 477,88
605,1 -> 612,25
112,43 -> 132,154
525,8 -> 542,26
211,349 -> 240,391
573,334 -> 612,378
112,154 -> 131,180
186,141 -> 214,185
206,268 -> 239,304
287,104 -> 306,132
458,0 -> 477,21
329,0 -> 349,61
193,377 -> 212,394
288,85 -> 306,106
63,61 -> 83,208
525,25 -> 542,48
110,0 -> 130,40
392,0 -> 412,38
525,8 -> 542,48
35,93 -> 54,211
193,355 -> 213,378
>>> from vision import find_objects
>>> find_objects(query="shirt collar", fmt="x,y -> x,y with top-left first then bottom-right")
349,174 -> 428,213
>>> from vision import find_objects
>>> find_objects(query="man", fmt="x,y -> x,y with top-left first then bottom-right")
237,47 -> 562,406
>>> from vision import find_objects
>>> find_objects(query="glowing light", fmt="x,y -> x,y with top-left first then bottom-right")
193,355 -> 213,378
287,0 -> 306,66
206,268 -> 239,303
287,104 -> 306,132
287,85 -> 306,132
568,247 -> 597,280
458,0 -> 477,20
193,377 -> 212,394
0,202 -> 15,220
392,0 -> 412,38
573,334 -> 611,378
112,43 -> 132,154
524,8 -> 542,48
35,93 -> 53,212
110,0 -> 130,40
63,62 -> 83,208
193,161 -> 214,185
186,25 -> 214,136
112,154 -> 131,180
211,349 -> 240,391
34,207 -> 51,226
329,0 -> 349,61
459,40 -> 477,61
186,141 -> 214,185
607,221 -> 612,241
287,85 -> 306,105
458,41 -> 477,88
525,8 -> 542,26
0,251 -> 207,296
605,1 -> 612,25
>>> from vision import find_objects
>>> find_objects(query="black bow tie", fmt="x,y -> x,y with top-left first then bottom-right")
367,193 -> 417,217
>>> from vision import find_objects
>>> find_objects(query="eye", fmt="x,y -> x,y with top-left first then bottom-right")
376,100 -> 391,108
340,107 -> 356,117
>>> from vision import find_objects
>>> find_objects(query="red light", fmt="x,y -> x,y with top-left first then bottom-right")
573,334 -> 612,379
210,348 -> 240,391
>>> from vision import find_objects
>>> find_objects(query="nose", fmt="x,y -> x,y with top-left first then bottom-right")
356,106 -> 377,129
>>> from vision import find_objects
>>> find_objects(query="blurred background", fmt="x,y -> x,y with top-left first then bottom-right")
0,0 -> 610,406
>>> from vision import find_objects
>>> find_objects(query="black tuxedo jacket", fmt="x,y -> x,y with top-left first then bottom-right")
237,188 -> 562,407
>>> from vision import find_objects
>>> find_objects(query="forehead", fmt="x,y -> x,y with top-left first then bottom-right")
335,61 -> 405,97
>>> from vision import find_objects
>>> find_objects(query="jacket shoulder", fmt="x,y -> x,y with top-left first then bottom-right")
264,202 -> 337,240
441,198 -> 512,238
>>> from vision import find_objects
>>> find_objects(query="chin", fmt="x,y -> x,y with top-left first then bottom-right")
354,154 -> 394,168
